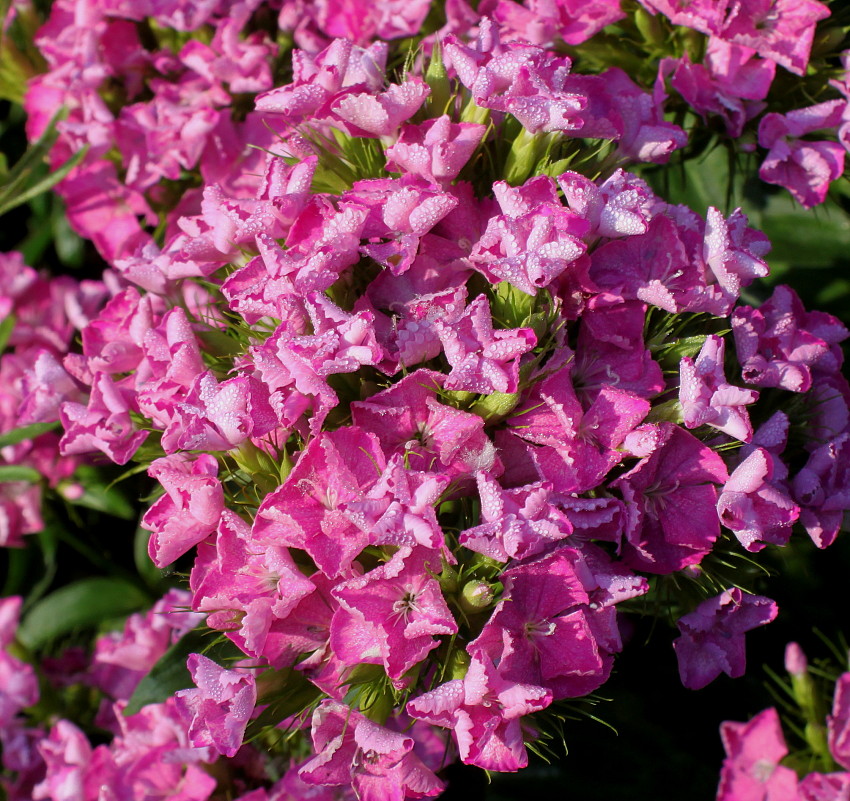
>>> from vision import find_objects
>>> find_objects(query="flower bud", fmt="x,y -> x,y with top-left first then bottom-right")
459,580 -> 495,614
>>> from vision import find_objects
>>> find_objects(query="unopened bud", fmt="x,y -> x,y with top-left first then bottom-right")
785,642 -> 808,677
460,580 -> 495,613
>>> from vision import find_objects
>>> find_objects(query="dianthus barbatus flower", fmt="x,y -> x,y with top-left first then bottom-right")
673,588 -> 777,690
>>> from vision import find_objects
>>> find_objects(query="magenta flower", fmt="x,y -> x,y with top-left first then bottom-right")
436,295 -> 536,394
142,453 -> 224,568
59,373 -> 149,465
679,334 -> 758,442
615,423 -> 729,573
666,39 -> 775,138
459,473 -> 573,562
350,369 -> 500,482
717,707 -> 800,801
829,673 -> 850,770
190,510 -> 315,663
470,548 -> 615,699
758,100 -> 845,208
162,371 -> 277,454
718,448 -> 799,552
793,434 -> 850,549
252,427 -> 386,578
299,701 -> 444,800
407,654 -> 552,772
331,547 -> 457,682
174,654 -> 256,758
673,588 -> 778,690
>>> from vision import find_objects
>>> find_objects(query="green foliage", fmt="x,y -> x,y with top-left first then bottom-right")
0,111 -> 90,218
124,627 -> 244,715
0,421 -> 60,448
18,577 -> 151,649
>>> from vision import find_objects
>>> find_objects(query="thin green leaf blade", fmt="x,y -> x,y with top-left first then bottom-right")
18,577 -> 150,649
0,465 -> 41,482
0,420 -> 60,448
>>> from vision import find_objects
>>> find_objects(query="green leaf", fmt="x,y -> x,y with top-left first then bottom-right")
0,420 -> 60,448
134,523 -> 165,590
245,668 -> 323,739
124,628 -> 243,715
18,577 -> 150,649
0,313 -> 14,352
65,464 -> 136,519
0,465 -> 41,482
0,142 -> 89,217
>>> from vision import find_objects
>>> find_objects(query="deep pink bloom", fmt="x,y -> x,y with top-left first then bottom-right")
299,701 -> 444,800
674,588 -> 778,689
615,423 -> 729,574
59,373 -> 148,465
718,448 -> 799,552
717,707 -> 799,801
680,335 -> 758,442
470,548 -> 617,699
252,427 -> 386,578
331,547 -> 457,682
407,654 -> 552,772
350,369 -> 500,483
141,453 -> 224,568
190,510 -> 315,662
174,654 -> 256,758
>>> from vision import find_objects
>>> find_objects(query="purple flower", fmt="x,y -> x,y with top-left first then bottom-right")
732,285 -> 842,393
673,588 -> 778,690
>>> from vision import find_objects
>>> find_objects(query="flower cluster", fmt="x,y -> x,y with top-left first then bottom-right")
1,0 -> 850,798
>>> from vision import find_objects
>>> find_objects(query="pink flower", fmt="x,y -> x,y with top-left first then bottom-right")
673,588 -> 778,689
174,654 -> 256,758
717,707 -> 799,801
407,655 -> 552,772
331,547 -> 457,682
299,701 -> 444,800
385,116 -> 487,185
718,448 -> 799,552
680,335 -> 758,442
435,295 -> 536,394
758,101 -> 846,208
141,453 -> 224,568
59,373 -> 148,465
